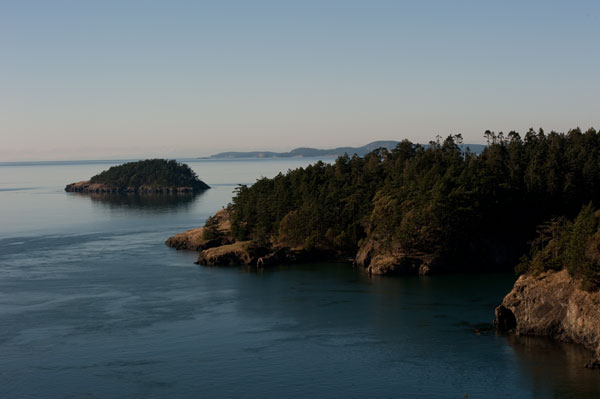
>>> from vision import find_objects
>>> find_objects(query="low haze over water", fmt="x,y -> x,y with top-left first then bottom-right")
1,159 -> 599,398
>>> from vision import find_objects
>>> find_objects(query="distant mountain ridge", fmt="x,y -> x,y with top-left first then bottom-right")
206,141 -> 485,159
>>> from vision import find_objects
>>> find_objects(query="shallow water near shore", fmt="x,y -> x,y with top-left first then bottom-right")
1,159 -> 599,398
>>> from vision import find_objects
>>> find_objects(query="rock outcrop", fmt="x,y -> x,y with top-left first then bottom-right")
165,227 -> 208,250
364,254 -> 435,275
166,209 -> 274,267
165,209 -> 233,251
196,241 -> 264,266
494,270 -> 600,367
354,238 -> 435,275
65,181 -> 197,194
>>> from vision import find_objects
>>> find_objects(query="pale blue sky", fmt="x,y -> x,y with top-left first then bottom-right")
1,0 -> 599,161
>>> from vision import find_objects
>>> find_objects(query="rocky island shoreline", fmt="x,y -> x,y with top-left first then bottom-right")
65,180 -> 200,194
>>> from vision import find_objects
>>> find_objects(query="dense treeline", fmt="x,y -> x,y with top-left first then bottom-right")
229,128 -> 600,274
90,159 -> 209,190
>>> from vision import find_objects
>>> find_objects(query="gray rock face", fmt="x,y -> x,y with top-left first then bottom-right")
494,270 -> 600,366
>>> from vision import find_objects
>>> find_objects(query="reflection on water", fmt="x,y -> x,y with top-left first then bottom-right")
68,191 -> 206,212
504,334 -> 600,397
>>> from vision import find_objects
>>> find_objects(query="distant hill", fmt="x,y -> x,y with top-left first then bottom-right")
206,141 -> 485,159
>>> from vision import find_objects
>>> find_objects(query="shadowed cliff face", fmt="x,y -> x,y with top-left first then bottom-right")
494,305 -> 517,331
494,270 -> 600,367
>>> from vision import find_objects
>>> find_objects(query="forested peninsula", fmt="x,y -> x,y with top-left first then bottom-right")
169,128 -> 600,275
66,159 -> 210,194
167,127 -> 600,365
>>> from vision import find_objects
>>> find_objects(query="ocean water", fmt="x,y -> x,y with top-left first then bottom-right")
1,158 -> 599,398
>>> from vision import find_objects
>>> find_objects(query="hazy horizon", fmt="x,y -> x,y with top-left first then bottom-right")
2,1 -> 599,161
0,137 -> 482,163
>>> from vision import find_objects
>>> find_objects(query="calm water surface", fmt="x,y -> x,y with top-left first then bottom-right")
1,159 -> 599,398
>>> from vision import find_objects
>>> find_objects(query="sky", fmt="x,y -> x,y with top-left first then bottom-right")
1,0 -> 599,161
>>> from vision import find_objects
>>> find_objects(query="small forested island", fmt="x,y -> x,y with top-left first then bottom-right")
65,159 -> 210,194
167,127 -> 600,365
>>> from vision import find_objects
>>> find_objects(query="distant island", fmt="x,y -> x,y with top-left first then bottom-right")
65,159 -> 210,194
205,140 -> 486,159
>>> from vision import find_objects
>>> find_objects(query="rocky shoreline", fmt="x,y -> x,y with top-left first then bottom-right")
165,209 -> 351,268
494,270 -> 600,368
65,180 -> 198,194
166,210 -> 600,366
165,209 -> 435,275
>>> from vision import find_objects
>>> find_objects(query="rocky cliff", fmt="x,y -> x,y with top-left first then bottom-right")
354,236 -> 436,275
494,270 -> 600,367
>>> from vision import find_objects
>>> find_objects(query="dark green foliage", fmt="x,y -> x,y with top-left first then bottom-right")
202,215 -> 221,240
90,159 -> 209,191
520,204 -> 600,290
517,217 -> 571,275
565,204 -> 597,278
229,128 -> 600,272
